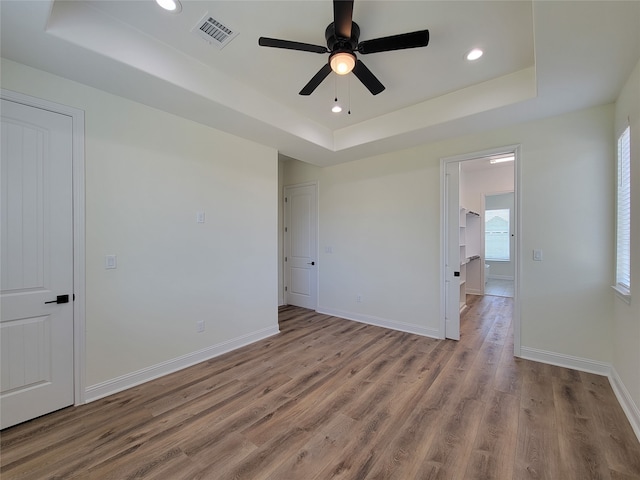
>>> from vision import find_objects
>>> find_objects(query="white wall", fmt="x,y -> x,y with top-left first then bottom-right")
1,59 -> 279,394
613,59 -> 640,435
461,163 -> 514,213
285,103 -> 614,364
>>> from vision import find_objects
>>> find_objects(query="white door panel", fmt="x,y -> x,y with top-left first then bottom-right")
444,162 -> 461,340
1,99 -> 74,429
284,184 -> 317,309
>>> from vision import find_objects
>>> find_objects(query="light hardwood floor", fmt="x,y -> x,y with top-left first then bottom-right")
2,295 -> 640,479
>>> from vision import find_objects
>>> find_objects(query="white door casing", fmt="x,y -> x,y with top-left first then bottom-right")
444,161 -> 461,340
284,183 -> 318,309
0,95 -> 81,429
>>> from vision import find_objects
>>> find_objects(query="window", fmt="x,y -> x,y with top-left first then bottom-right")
615,126 -> 631,297
485,209 -> 510,261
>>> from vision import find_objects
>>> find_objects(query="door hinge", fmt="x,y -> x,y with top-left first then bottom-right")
73,294 -> 76,301
285,197 -> 288,203
285,286 -> 288,291
285,227 -> 288,232
285,256 -> 287,262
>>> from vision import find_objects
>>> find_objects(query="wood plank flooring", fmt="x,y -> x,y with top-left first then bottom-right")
2,295 -> 640,479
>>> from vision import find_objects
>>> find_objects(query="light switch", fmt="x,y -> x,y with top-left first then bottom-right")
105,255 -> 117,269
533,250 -> 543,261
196,211 -> 205,224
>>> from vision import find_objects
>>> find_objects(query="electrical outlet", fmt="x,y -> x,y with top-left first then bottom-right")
197,320 -> 205,333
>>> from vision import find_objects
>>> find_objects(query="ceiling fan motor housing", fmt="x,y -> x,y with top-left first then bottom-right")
325,21 -> 360,52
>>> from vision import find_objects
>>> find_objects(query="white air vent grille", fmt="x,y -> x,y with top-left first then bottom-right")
192,14 -> 238,49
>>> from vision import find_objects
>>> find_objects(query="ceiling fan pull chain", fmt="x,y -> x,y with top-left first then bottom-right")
348,75 -> 351,114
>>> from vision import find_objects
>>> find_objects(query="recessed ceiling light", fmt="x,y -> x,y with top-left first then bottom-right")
466,48 -> 483,61
332,105 -> 342,113
156,0 -> 182,13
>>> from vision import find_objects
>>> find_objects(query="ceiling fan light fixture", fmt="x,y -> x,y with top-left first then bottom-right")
156,0 -> 182,13
330,51 -> 356,75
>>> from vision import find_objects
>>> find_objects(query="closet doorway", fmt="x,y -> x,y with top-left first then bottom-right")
441,146 -> 520,355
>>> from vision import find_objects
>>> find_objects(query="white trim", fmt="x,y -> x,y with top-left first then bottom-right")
0,88 -> 87,405
487,274 -> 515,281
316,307 -> 440,339
85,325 -> 280,402
611,285 -> 631,305
519,346 -> 611,376
609,366 -> 640,442
513,146 -> 522,356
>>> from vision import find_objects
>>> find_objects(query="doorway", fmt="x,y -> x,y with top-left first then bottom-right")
441,146 -> 520,355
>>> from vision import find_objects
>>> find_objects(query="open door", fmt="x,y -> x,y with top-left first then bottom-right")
444,161 -> 461,340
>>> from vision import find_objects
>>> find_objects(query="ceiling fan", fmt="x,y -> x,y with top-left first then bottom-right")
258,0 -> 429,96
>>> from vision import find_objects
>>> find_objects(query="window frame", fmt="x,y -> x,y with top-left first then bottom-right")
485,208 -> 511,262
613,125 -> 631,303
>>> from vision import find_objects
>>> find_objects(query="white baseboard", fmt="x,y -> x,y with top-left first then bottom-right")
316,307 -> 440,339
487,274 -> 514,281
609,366 -> 640,442
85,325 -> 280,403
520,346 -> 640,443
519,346 -> 611,376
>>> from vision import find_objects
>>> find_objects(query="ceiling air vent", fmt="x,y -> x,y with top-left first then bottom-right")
192,13 -> 238,49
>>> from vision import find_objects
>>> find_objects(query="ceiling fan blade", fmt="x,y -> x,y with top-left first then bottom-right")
333,0 -> 354,39
358,30 -> 430,55
352,60 -> 385,95
299,63 -> 333,96
259,37 -> 328,54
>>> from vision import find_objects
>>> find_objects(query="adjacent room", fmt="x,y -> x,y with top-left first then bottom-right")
1,0 -> 639,478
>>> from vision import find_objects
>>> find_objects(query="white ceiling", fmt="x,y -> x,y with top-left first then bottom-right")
1,1 -> 639,166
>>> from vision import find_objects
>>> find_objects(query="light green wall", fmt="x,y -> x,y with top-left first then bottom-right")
284,103 -> 615,363
613,59 -> 640,423
1,59 -> 279,388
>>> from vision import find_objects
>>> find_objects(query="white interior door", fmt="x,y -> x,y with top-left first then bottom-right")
1,98 -> 75,429
284,183 -> 317,309
444,162 -> 461,340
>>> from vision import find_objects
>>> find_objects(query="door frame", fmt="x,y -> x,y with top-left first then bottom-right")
283,181 -> 319,309
1,89 -> 86,404
440,145 -> 521,356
